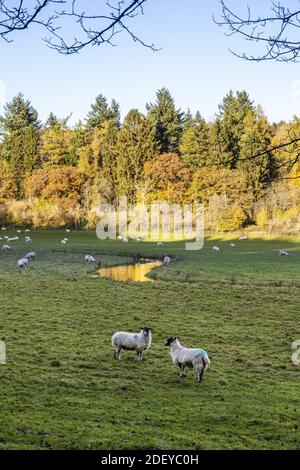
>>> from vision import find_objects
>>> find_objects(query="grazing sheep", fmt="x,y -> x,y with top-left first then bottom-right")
117,235 -> 123,240
1,227 -> 7,231
239,236 -> 248,241
163,256 -> 171,265
2,245 -> 12,252
212,246 -> 220,253
17,230 -> 22,234
25,229 -> 30,233
164,336 -> 210,383
25,251 -> 36,260
85,255 -> 96,264
230,243 -> 236,248
122,237 -> 128,243
8,236 -> 19,242
66,229 -> 71,233
157,242 -> 164,247
136,237 -> 142,242
25,236 -> 32,243
112,327 -> 152,363
0,237 -> 3,241
18,258 -> 29,269
61,239 -> 67,244
279,250 -> 289,258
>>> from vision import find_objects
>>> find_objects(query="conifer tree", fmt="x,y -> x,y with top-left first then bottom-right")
146,88 -> 184,154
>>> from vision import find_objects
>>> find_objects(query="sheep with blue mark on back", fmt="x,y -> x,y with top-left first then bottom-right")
165,336 -> 210,383
112,327 -> 152,363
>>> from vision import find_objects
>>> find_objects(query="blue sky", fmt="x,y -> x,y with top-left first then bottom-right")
0,0 -> 299,125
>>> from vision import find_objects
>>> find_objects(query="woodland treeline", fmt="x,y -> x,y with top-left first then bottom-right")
0,88 -> 299,233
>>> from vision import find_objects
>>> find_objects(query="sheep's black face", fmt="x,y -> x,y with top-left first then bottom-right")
141,327 -> 151,337
164,336 -> 177,346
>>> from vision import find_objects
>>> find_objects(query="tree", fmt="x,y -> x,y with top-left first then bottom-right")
115,110 -> 158,200
217,1 -> 300,62
0,1 -> 155,55
0,93 -> 40,133
0,94 -> 41,197
216,90 -> 254,168
86,95 -> 120,130
45,112 -> 59,128
239,107 -> 274,197
24,165 -> 85,208
146,88 -> 184,154
143,153 -> 190,204
180,113 -> 211,171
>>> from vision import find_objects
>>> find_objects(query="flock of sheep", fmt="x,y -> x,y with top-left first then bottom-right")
112,327 -> 210,383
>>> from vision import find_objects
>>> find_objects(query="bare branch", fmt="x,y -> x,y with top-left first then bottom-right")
215,1 -> 300,62
0,0 -> 157,54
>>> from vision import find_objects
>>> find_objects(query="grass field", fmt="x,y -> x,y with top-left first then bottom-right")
0,229 -> 299,450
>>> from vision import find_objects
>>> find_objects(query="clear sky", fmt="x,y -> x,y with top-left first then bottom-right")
0,0 -> 299,125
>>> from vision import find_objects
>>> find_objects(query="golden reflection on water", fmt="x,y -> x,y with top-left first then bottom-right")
99,260 -> 162,282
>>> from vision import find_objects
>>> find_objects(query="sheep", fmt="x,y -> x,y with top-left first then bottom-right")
61,239 -> 67,244
212,246 -> 220,253
230,243 -> 236,248
2,245 -> 12,252
279,250 -> 289,258
25,251 -> 36,260
8,236 -> 19,242
0,237 -> 3,241
17,230 -> 22,234
18,258 -> 29,269
157,242 -> 164,247
66,229 -> 71,233
64,237 -> 69,242
85,255 -> 96,264
164,336 -> 210,383
112,327 -> 152,363
163,256 -> 171,265
136,237 -> 142,242
25,236 -> 32,243
122,237 -> 128,243
1,227 -> 6,231
239,236 -> 248,241
25,229 -> 30,233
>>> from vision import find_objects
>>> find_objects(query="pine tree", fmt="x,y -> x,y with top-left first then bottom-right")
217,90 -> 254,168
180,113 -> 211,171
86,94 -> 120,129
239,107 -> 274,198
115,110 -> 158,200
0,94 -> 41,197
146,88 -> 184,154
45,112 -> 59,128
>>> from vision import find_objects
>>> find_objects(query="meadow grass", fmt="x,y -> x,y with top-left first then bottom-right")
0,229 -> 299,449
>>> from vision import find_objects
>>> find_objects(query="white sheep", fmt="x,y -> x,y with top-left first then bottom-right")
61,239 -> 67,244
279,250 -> 289,258
122,237 -> 128,243
163,256 -> 171,265
18,258 -> 29,269
1,227 -> 7,231
66,229 -> 71,233
17,230 -> 22,234
25,251 -> 36,260
8,236 -> 19,242
230,243 -> 236,248
239,236 -> 248,241
85,255 -> 96,264
25,229 -> 30,233
212,246 -> 220,253
2,245 -> 12,252
164,336 -> 210,383
112,327 -> 152,363
25,236 -> 32,243
157,242 -> 164,247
